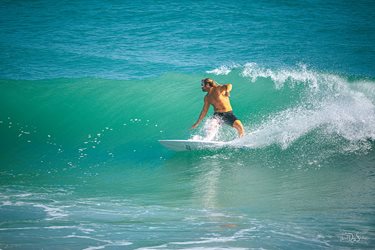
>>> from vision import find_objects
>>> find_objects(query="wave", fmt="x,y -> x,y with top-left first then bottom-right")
1,65 -> 374,169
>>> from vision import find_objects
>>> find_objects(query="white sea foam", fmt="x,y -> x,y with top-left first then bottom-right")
204,118 -> 221,141
77,236 -> 132,250
238,96 -> 375,151
44,225 -> 95,234
170,248 -> 249,250
241,63 -> 322,90
191,116 -> 239,142
0,200 -> 27,207
206,63 -> 240,75
1,201 -> 13,206
351,80 -> 375,102
33,204 -> 69,220
135,228 -> 256,250
228,63 -> 375,151
0,226 -> 46,231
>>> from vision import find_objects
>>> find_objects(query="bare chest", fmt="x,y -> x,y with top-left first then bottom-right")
206,90 -> 228,104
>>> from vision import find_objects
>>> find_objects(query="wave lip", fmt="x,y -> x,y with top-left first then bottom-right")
206,63 -> 240,75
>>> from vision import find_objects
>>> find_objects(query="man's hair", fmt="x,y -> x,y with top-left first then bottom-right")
202,78 -> 218,87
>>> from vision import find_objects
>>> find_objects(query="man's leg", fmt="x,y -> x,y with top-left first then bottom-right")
233,120 -> 244,138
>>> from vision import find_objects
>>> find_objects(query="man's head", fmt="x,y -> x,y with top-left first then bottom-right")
201,78 -> 217,92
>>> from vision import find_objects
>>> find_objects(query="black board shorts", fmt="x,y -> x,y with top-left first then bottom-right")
213,111 -> 239,126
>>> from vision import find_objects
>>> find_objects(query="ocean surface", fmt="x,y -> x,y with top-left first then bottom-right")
1,0 -> 375,249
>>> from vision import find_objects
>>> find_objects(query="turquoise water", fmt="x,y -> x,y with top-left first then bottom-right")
1,0 -> 375,249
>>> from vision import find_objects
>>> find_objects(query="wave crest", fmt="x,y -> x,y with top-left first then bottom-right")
205,63 -> 240,75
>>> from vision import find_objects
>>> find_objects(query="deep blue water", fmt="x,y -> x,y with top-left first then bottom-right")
1,0 -> 374,80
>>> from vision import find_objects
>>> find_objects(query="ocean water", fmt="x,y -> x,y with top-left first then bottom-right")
1,0 -> 375,249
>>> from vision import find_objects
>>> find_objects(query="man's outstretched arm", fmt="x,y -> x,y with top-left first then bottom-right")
191,96 -> 210,129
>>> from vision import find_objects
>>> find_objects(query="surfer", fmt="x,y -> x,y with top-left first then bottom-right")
191,78 -> 244,137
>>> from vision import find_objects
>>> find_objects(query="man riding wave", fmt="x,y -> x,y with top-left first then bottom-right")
191,78 -> 244,138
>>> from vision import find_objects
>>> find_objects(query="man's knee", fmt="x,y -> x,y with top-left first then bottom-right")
232,120 -> 244,137
233,120 -> 243,128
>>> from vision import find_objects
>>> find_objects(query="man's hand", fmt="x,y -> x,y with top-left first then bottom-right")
191,95 -> 209,130
222,84 -> 232,97
191,122 -> 199,129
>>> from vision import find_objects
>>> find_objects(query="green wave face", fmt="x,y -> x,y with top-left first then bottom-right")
1,65 -> 374,172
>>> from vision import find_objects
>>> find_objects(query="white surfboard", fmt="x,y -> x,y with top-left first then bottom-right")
159,139 -> 228,151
